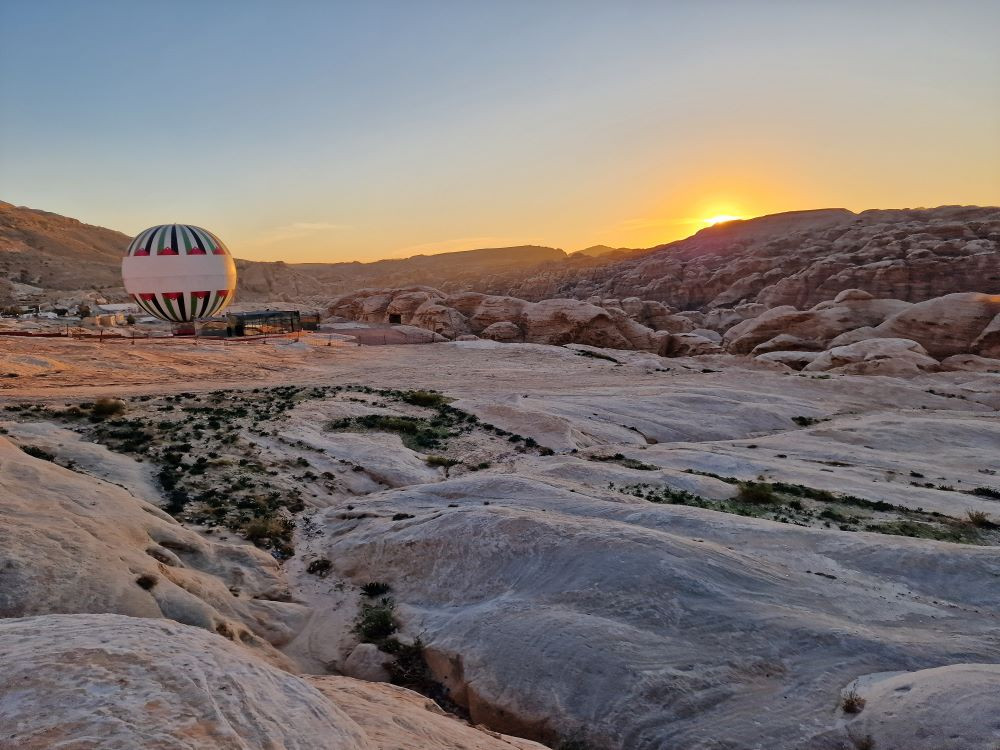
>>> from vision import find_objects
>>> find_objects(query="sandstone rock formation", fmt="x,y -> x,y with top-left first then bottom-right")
803,337 -> 940,376
869,292 -> 1000,357
0,614 -> 546,750
723,294 -> 911,354
807,665 -> 1000,750
329,287 -> 673,354
0,436 -> 303,664
492,206 -> 1000,309
300,471 -> 1000,749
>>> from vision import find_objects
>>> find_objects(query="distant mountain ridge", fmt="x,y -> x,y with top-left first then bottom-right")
2,199 -> 998,310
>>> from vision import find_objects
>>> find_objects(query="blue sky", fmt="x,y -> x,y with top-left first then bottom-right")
2,0 -> 998,261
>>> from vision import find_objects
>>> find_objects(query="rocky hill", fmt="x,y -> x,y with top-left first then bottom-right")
482,206 -> 1000,308
3,201 -> 998,312
0,200 -> 569,302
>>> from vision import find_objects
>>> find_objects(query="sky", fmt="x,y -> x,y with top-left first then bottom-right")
1,1 -> 998,263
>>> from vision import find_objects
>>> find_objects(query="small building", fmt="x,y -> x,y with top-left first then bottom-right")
188,310 -> 322,337
227,310 -> 302,336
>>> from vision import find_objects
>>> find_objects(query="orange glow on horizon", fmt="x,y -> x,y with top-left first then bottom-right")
702,214 -> 744,226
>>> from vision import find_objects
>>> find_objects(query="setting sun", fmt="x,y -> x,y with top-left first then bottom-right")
703,214 -> 744,226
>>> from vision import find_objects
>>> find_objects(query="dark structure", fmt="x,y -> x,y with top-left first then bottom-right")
192,310 -> 321,337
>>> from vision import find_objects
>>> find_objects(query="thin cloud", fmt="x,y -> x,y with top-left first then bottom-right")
253,221 -> 349,244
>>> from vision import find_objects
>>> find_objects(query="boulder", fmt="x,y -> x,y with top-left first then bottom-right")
724,297 -> 911,354
690,327 -> 722,343
409,303 -> 469,338
342,642 -> 392,683
667,333 -> 724,356
972,312 -> 1000,358
481,321 -> 523,343
750,334 -> 825,355
804,338 -> 939,376
938,354 -> 1000,372
871,292 -> 1000,358
754,350 -> 822,370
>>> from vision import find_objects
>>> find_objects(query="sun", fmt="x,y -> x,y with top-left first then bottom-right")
703,214 -> 744,226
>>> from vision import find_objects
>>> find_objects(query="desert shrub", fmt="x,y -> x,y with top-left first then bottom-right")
841,687 -> 866,714
966,509 -> 995,528
361,581 -> 392,597
382,636 -> 436,692
792,415 -> 818,427
972,486 -> 1000,500
400,390 -> 448,408
306,558 -> 333,577
91,397 -> 126,419
392,512 -> 415,521
355,598 -> 397,641
20,445 -> 56,461
242,515 -> 290,542
737,481 -> 777,504
425,455 -> 459,468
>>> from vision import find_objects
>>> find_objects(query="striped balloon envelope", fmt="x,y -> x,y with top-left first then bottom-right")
121,224 -> 238,322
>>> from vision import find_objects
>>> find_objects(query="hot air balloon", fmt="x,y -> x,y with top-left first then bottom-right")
121,224 -> 237,322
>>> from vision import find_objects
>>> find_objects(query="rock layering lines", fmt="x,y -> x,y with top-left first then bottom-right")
0,614 -> 371,750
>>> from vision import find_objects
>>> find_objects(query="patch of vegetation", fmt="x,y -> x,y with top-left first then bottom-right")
619,472 -> 994,545
965,510 -> 995,529
361,581 -> 392,597
392,512 -> 415,521
306,558 -> 333,577
841,687 -> 866,714
426,454 -> 460,468
399,389 -> 449,408
971,486 -> 1000,500
589,453 -> 658,471
863,520 -> 980,544
355,597 -> 398,641
20,445 -> 56,461
328,414 -> 452,451
90,397 -> 126,420
683,469 -> 739,484
736,481 -> 778,504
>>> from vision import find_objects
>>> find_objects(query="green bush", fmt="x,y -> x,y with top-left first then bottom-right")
400,390 -> 448,408
91,397 -> 126,419
355,598 -> 397,641
737,481 -> 777,504
361,581 -> 391,597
